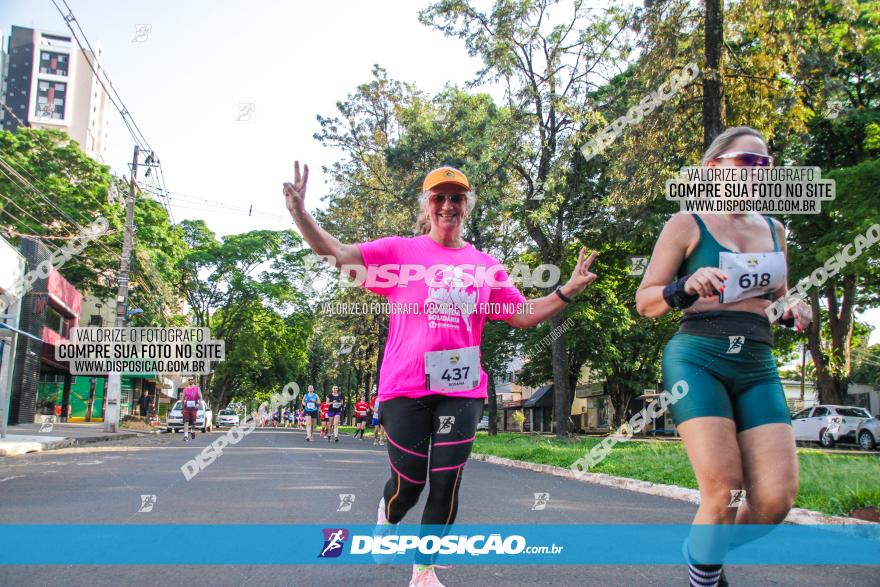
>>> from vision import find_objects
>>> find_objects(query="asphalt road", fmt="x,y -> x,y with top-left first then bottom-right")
0,428 -> 876,586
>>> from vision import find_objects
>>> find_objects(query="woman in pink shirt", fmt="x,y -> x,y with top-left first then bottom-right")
284,163 -> 597,587
180,377 -> 202,442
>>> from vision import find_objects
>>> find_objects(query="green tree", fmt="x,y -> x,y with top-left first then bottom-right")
786,118 -> 880,404
851,344 -> 880,385
178,220 -> 312,405
0,128 -> 186,324
421,0 -> 631,437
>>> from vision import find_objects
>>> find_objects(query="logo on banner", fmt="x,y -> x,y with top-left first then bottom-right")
318,528 -> 348,558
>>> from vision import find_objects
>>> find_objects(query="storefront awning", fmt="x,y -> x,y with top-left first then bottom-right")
155,376 -> 177,398
523,384 -> 554,408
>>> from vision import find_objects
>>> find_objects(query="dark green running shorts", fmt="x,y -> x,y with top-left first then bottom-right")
661,333 -> 791,432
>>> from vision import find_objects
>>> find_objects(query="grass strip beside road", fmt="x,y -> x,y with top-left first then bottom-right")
472,432 -> 880,518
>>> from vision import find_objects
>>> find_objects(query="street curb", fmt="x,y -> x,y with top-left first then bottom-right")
470,453 -> 877,526
0,433 -> 140,457
0,438 -> 74,456
72,433 -> 139,446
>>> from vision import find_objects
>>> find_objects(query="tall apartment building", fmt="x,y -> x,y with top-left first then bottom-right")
1,25 -> 110,163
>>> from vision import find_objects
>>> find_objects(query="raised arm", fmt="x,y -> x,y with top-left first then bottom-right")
283,161 -> 364,270
506,247 -> 598,328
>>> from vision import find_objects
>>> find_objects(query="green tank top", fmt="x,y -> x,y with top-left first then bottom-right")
678,214 -> 781,299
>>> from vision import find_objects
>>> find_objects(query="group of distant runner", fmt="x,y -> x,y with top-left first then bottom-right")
241,385 -> 385,444
295,385 -> 386,444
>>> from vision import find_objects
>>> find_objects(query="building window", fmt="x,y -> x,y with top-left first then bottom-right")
44,305 -> 72,338
495,370 -> 514,386
35,80 -> 67,120
39,51 -> 69,76
88,314 -> 103,326
44,305 -> 65,334
41,34 -> 72,48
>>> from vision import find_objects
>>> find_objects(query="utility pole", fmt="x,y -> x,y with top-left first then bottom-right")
105,145 -> 139,432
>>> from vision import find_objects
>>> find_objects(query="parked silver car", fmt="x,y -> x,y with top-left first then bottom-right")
217,409 -> 240,428
856,417 -> 880,451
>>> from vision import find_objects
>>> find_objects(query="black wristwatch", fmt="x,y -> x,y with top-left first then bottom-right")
554,286 -> 573,304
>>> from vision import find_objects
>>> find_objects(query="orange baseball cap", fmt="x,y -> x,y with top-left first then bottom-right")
423,166 -> 470,192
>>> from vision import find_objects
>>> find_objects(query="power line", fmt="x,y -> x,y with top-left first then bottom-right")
0,155 -> 128,265
0,192 -> 57,238
0,172 -> 73,235
0,148 -> 184,313
51,0 -> 150,151
153,157 -> 176,225
0,160 -> 176,304
0,100 -> 29,128
138,184 -> 295,224
50,0 -> 176,223
0,155 -> 101,236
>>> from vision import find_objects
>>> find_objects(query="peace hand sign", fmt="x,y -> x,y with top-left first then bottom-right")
283,161 -> 309,217
566,247 -> 598,294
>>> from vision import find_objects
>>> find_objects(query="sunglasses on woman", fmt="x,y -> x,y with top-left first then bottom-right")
712,151 -> 774,167
429,193 -> 466,205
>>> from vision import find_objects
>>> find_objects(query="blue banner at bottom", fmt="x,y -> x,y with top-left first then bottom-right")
0,524 -> 878,565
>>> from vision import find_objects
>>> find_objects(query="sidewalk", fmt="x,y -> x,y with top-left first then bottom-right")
471,452 -> 879,525
0,423 -> 143,457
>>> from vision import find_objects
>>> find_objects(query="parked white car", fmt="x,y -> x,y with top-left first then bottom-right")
166,400 -> 214,433
476,416 -> 490,431
791,404 -> 873,448
217,409 -> 240,428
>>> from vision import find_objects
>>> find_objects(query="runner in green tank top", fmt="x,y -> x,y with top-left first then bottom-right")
636,127 -> 812,587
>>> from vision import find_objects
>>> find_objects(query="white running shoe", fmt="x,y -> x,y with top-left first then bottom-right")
372,497 -> 398,564
409,564 -> 449,587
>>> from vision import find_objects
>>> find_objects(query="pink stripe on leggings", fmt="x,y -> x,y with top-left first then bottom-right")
390,460 -> 426,485
431,462 -> 466,473
385,431 -> 428,458
433,435 -> 475,447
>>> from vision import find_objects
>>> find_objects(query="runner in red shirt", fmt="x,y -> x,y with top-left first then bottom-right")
353,395 -> 370,440
319,398 -> 330,438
